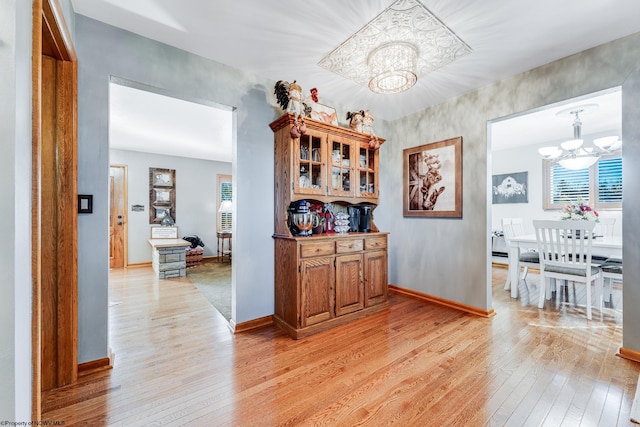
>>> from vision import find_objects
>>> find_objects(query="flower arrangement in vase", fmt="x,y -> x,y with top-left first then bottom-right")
560,199 -> 599,222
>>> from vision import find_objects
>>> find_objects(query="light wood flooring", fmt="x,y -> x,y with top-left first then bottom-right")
41,265 -> 639,426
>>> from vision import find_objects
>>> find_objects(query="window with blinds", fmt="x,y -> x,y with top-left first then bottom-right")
550,165 -> 590,205
217,174 -> 232,232
597,157 -> 622,204
543,155 -> 622,210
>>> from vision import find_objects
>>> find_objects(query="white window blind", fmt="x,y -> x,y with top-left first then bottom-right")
597,157 -> 622,203
217,174 -> 232,232
543,155 -> 622,210
550,165 -> 590,205
220,182 -> 232,231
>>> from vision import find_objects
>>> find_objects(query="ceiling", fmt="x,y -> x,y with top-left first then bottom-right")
72,0 -> 640,121
75,0 -> 636,160
491,89 -> 622,151
109,83 -> 233,162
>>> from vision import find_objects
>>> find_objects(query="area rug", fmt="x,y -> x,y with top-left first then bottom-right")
187,259 -> 231,321
632,373 -> 640,424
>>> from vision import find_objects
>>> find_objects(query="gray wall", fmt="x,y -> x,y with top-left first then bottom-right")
75,15 -> 276,362
376,33 -> 640,349
622,67 -> 640,350
0,0 -> 33,420
110,149 -> 232,263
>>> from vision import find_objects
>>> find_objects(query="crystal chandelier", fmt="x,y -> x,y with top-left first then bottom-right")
538,105 -> 622,170
318,0 -> 471,95
367,42 -> 418,94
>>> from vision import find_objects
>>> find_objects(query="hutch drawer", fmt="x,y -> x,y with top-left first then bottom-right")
365,236 -> 387,250
336,239 -> 364,253
300,241 -> 335,258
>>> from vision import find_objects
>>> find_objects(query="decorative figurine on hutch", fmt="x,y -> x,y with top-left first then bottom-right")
346,110 -> 365,133
362,109 -> 380,149
309,87 -> 319,103
274,79 -> 307,138
322,203 -> 335,234
303,87 -> 319,118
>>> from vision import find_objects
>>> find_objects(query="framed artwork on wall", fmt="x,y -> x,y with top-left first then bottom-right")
150,225 -> 178,239
308,102 -> 338,126
154,188 -> 172,203
152,170 -> 174,186
153,206 -> 171,220
403,136 -> 463,218
492,171 -> 528,204
149,167 -> 176,224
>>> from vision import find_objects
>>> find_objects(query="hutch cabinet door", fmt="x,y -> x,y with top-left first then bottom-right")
364,250 -> 388,306
328,135 -> 355,198
356,142 -> 379,199
294,130 -> 326,196
335,253 -> 365,316
300,257 -> 334,326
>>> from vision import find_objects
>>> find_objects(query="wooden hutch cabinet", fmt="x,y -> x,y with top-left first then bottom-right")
270,113 -> 389,339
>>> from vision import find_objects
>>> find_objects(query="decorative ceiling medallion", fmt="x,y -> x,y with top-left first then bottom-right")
318,0 -> 471,93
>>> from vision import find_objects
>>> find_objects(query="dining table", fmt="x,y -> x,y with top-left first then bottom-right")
506,233 -> 623,298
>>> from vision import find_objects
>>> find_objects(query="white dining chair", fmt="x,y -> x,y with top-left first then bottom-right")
592,217 -> 616,265
502,218 -> 540,291
599,257 -> 622,303
594,217 -> 616,237
511,217 -> 526,236
533,220 -> 602,320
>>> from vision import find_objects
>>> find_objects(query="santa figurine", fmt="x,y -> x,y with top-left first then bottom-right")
286,81 -> 304,123
286,81 -> 307,137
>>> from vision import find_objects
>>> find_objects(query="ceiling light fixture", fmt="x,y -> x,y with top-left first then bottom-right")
367,42 -> 418,94
318,0 -> 471,95
538,104 -> 622,170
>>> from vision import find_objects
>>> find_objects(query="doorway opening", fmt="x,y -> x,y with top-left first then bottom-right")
487,87 -> 623,315
107,78 -> 235,321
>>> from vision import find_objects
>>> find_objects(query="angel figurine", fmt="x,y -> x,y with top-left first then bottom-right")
274,80 -> 307,137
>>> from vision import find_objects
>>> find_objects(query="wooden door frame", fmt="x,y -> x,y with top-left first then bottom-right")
32,0 -> 77,418
110,164 -> 129,268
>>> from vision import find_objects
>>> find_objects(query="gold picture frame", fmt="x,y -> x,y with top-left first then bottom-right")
403,136 -> 462,218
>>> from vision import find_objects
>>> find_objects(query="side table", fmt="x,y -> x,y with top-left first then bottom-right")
217,231 -> 232,262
